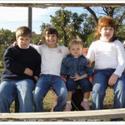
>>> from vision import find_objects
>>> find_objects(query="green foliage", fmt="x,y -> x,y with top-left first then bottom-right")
40,9 -> 96,47
50,9 -> 72,46
40,7 -> 125,47
0,44 -> 6,66
0,29 -> 15,46
0,29 -> 15,65
32,33 -> 41,45
85,33 -> 95,47
116,25 -> 125,42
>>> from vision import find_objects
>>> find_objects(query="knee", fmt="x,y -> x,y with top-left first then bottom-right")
33,90 -> 44,102
115,82 -> 125,93
34,92 -> 41,102
92,86 -> 105,97
58,88 -> 67,100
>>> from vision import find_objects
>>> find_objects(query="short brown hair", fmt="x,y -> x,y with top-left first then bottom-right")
95,16 -> 116,40
16,26 -> 32,39
68,39 -> 83,49
43,27 -> 58,38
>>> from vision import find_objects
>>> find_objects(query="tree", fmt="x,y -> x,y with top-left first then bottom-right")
0,29 -> 15,46
84,6 -> 125,41
0,29 -> 15,64
40,6 -> 125,47
49,9 -> 95,46
50,9 -> 72,46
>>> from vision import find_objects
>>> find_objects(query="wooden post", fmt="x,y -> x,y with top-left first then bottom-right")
28,7 -> 32,32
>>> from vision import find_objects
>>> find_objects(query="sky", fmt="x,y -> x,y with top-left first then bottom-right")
0,6 -> 90,34
0,0 -> 124,34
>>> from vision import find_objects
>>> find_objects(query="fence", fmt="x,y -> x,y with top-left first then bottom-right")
0,108 -> 125,121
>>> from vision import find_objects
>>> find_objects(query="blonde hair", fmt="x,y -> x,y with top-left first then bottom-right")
68,39 -> 83,49
95,16 -> 116,40
16,26 -> 31,39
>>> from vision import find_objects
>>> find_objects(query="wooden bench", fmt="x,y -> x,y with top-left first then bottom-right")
0,108 -> 125,121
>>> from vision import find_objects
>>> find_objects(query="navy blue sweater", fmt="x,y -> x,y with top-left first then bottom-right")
2,45 -> 41,82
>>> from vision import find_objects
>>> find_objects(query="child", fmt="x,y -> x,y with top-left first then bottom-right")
0,26 -> 41,112
61,39 -> 93,111
33,27 -> 68,112
86,16 -> 125,109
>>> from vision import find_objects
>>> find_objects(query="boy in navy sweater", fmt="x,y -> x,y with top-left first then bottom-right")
0,26 -> 41,112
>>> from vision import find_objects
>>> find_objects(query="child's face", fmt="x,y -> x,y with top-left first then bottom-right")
16,36 -> 31,49
45,32 -> 58,48
70,44 -> 83,58
100,26 -> 114,41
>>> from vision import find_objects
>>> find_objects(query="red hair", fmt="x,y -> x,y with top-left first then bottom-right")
95,16 -> 116,40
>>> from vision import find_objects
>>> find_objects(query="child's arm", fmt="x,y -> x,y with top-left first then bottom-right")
108,73 -> 119,86
61,75 -> 67,82
73,73 -> 88,81
33,53 -> 41,80
60,57 -> 68,76
108,41 -> 125,86
34,76 -> 39,81
4,47 -> 27,75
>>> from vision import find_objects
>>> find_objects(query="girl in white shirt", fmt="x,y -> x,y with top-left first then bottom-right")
33,27 -> 69,112
86,16 -> 125,109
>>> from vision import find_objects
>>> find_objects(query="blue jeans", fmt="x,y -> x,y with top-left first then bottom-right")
66,78 -> 92,92
34,74 -> 67,112
0,79 -> 35,112
92,69 -> 125,109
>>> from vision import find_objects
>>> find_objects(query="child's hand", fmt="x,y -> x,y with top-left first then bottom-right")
73,74 -> 88,81
34,76 -> 39,81
108,73 -> 119,86
61,76 -> 67,82
12,41 -> 17,46
24,68 -> 33,76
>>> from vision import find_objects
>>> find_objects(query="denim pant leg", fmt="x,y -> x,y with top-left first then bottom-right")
34,76 -> 51,112
16,79 -> 35,112
0,80 -> 16,112
92,71 -> 108,110
66,79 -> 76,91
79,78 -> 92,92
52,77 -> 67,111
113,75 -> 125,108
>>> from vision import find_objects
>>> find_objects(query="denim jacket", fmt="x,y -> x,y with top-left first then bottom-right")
61,54 -> 93,77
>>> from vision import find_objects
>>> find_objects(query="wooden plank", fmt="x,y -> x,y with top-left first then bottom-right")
0,108 -> 125,121
0,3 -> 125,8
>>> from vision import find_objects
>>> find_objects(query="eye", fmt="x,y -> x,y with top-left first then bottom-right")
77,48 -> 80,51
20,38 -> 24,41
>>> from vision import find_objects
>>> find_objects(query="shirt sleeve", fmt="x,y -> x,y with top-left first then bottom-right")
61,46 -> 69,56
3,48 -> 25,75
30,44 -> 41,54
60,57 -> 68,76
86,42 -> 95,63
84,57 -> 94,76
114,40 -> 125,77
33,53 -> 41,77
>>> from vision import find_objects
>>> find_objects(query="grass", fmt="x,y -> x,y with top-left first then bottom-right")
44,87 -> 114,111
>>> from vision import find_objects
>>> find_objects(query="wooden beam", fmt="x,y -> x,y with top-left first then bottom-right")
0,3 -> 124,8
0,108 -> 125,121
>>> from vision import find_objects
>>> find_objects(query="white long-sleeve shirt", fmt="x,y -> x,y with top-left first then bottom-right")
32,44 -> 69,76
86,39 -> 125,77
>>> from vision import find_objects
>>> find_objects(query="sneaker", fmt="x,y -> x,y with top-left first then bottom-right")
65,103 -> 72,111
81,101 -> 90,110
